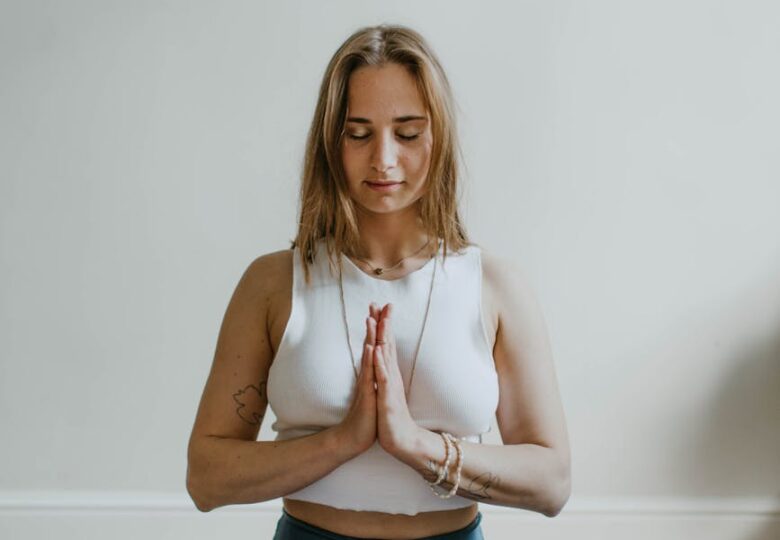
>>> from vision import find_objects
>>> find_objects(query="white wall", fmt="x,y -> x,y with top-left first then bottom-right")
1,1 -> 778,538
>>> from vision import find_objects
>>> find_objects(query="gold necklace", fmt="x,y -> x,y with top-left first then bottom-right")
348,237 -> 433,276
338,238 -> 440,400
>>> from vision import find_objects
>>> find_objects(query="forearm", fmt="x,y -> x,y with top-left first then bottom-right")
397,427 -> 569,517
187,426 -> 356,512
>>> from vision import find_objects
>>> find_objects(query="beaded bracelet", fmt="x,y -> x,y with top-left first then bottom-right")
443,433 -> 464,498
427,432 -> 464,499
429,431 -> 452,487
426,432 -> 451,495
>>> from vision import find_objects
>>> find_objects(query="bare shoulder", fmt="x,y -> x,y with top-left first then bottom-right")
477,247 -> 539,326
248,247 -> 293,287
249,248 -> 294,356
229,248 -> 294,350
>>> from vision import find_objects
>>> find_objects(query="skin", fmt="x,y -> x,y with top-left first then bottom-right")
283,63 -> 484,535
283,63 -> 571,532
191,61 -> 571,535
340,62 -> 435,265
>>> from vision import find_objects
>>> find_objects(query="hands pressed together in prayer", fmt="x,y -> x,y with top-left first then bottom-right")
337,302 -> 422,460
333,290 -> 570,516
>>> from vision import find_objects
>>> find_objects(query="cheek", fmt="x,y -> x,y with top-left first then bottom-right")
341,144 -> 360,177
405,142 -> 432,176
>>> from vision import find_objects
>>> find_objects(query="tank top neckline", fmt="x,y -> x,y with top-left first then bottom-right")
336,238 -> 443,284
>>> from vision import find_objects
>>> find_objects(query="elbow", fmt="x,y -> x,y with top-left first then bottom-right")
544,479 -> 570,517
186,471 -> 214,512
543,453 -> 571,518
186,447 -> 215,513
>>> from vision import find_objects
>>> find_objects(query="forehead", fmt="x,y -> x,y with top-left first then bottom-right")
346,63 -> 426,118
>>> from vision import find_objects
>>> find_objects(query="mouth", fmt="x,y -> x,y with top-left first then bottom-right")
365,180 -> 403,192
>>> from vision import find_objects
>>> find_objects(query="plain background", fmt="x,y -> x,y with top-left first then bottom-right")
1,1 -> 778,538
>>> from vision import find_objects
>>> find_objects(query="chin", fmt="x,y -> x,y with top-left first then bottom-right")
361,200 -> 419,215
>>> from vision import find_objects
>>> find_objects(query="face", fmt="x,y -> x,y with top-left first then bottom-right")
341,63 -> 433,215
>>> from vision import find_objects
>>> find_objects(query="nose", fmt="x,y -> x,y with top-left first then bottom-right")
370,130 -> 398,173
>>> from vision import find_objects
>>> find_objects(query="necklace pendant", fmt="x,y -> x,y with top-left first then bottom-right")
374,268 -> 384,275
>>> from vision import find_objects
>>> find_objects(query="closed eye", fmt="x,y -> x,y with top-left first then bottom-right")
347,133 -> 420,141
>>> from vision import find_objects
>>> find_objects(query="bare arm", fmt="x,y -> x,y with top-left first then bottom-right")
188,426 -> 356,512
186,251 -> 359,512
395,251 -> 571,517
399,429 -> 566,517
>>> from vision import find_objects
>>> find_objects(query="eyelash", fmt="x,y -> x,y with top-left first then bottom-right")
347,133 -> 420,141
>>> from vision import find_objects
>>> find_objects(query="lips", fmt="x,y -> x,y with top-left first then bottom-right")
365,180 -> 403,192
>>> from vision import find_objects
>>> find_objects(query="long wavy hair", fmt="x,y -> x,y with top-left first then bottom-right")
290,23 -> 473,285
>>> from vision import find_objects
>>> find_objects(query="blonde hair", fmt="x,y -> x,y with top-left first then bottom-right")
291,23 -> 473,285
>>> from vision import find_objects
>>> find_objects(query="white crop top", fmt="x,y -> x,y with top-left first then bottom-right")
266,237 -> 499,515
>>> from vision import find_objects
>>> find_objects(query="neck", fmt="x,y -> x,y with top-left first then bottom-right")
350,205 -> 435,267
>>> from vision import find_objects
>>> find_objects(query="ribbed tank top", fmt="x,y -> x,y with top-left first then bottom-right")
266,237 -> 499,515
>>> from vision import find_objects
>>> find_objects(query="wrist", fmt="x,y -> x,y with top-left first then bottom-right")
329,425 -> 365,462
395,425 -> 435,470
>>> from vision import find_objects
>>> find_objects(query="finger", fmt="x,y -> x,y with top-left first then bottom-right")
376,309 -> 387,344
377,333 -> 399,386
371,305 -> 383,344
362,319 -> 376,382
368,314 -> 377,345
360,317 -> 371,378
375,313 -> 386,346
365,344 -> 376,390
379,321 -> 403,385
368,318 -> 379,387
382,302 -> 393,320
374,303 -> 385,326
368,344 -> 376,387
380,346 -> 395,388
379,305 -> 395,357
374,344 -> 387,385
368,343 -> 379,392
363,314 -> 375,343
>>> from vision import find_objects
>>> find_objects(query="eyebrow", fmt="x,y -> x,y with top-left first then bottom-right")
346,115 -> 428,124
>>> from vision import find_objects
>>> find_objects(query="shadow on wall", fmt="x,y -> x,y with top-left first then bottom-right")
597,253 -> 780,511
679,260 -> 780,495
644,257 -> 780,538
747,516 -> 780,540
648,256 -> 780,538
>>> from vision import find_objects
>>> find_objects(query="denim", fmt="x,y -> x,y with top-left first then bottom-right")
272,509 -> 485,540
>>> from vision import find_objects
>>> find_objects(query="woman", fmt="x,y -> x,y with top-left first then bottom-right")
186,23 -> 571,539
